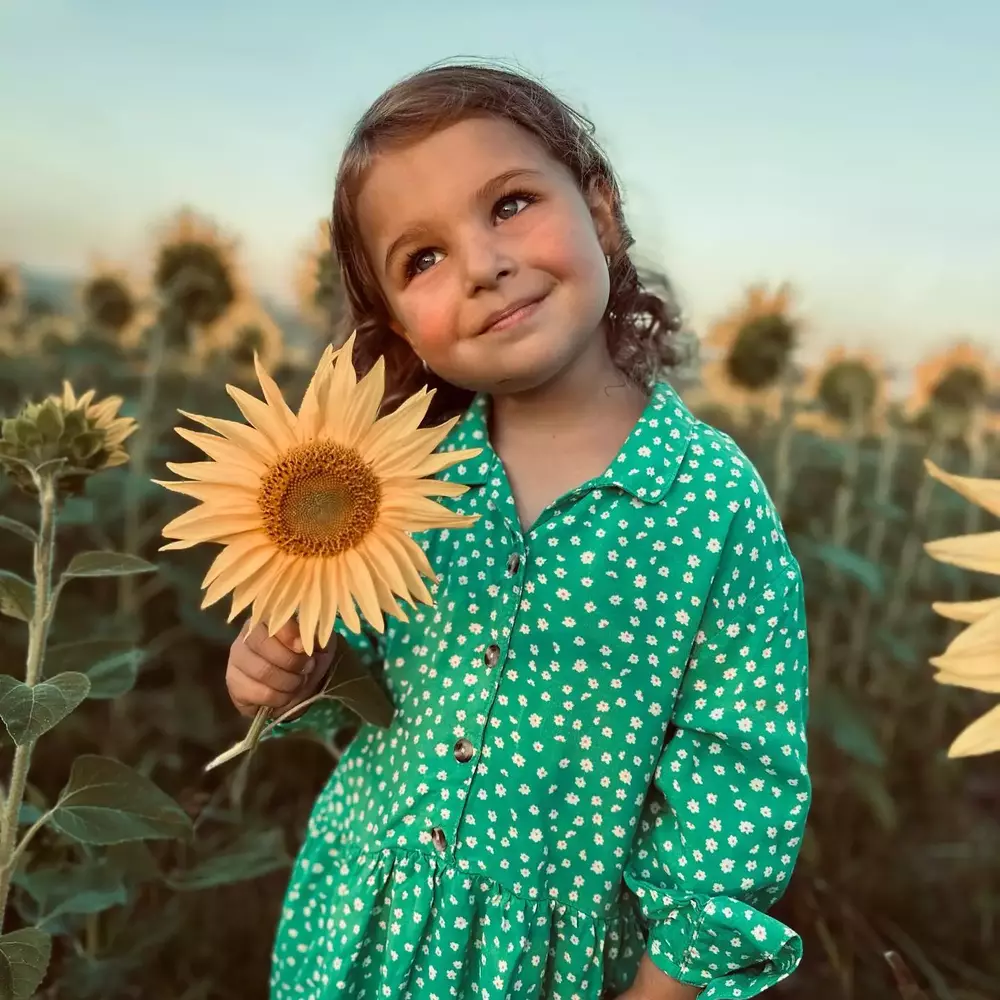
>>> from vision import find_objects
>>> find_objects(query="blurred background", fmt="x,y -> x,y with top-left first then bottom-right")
1,2 -> 998,998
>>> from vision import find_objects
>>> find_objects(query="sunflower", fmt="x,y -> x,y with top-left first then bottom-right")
906,340 -> 996,442
156,332 -> 482,656
294,220 -> 345,330
795,347 -> 889,438
152,208 -> 244,350
924,459 -> 1000,757
79,260 -> 153,349
697,282 -> 800,423
199,297 -> 284,370
0,381 -> 136,497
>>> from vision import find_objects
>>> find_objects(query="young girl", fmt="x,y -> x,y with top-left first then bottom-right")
225,63 -> 810,1000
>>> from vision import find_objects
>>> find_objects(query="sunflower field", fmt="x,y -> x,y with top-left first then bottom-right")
0,210 -> 997,999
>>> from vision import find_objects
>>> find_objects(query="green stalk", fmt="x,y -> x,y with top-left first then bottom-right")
810,410 -> 863,684
845,422 -> 901,688
772,372 -> 797,520
0,472 -> 58,926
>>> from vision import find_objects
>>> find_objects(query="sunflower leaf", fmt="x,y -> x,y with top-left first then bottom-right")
0,571 -> 35,622
49,755 -> 192,845
62,551 -> 158,580
322,641 -> 395,729
0,673 -> 91,745
0,927 -> 51,1000
0,517 -> 37,545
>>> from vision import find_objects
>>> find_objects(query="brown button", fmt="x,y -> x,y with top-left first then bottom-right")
506,553 -> 521,574
484,644 -> 501,668
454,738 -> 475,763
430,827 -> 447,852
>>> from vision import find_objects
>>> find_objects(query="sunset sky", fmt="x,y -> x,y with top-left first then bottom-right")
1,1 -> 997,366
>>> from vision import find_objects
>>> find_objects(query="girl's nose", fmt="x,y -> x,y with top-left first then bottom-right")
460,231 -> 517,293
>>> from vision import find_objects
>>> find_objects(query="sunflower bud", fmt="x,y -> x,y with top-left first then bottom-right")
0,382 -> 137,497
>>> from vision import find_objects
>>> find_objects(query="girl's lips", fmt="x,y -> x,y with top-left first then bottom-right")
478,294 -> 548,335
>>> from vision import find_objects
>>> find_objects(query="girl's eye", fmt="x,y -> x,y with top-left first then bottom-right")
405,248 -> 442,278
494,193 -> 534,222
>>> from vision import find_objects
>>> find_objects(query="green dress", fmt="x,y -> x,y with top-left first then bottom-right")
269,382 -> 811,1000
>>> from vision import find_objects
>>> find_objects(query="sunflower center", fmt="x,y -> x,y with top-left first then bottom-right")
258,440 -> 381,557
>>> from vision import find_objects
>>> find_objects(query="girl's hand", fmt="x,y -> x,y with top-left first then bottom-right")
225,619 -> 335,719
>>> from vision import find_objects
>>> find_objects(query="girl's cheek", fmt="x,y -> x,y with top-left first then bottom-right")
527,211 -> 602,278
401,291 -> 458,356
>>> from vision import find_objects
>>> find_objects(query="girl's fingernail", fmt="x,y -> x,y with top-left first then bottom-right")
302,658 -> 315,678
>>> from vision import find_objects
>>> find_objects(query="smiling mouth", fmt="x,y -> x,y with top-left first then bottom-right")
478,294 -> 549,336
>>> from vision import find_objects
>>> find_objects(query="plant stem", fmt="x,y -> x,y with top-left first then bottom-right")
845,422 -> 901,688
0,473 -> 58,928
810,412 -> 863,684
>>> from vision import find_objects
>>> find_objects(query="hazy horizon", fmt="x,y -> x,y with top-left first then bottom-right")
2,1 -> 998,368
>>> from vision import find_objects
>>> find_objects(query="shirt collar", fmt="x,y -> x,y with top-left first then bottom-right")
436,381 -> 695,503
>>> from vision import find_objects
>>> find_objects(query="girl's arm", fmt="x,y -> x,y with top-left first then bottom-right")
621,512 -> 811,999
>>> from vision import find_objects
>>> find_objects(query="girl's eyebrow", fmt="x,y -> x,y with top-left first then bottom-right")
382,167 -> 544,272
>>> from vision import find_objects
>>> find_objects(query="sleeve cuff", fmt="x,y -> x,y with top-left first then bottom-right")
628,885 -> 803,999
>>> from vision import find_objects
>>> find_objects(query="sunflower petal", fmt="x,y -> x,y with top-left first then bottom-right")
948,703 -> 1000,758
226,385 -> 297,452
924,531 -> 1000,575
931,596 -> 1000,624
925,459 -> 1000,518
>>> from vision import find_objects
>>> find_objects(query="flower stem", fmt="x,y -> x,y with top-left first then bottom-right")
0,472 -> 59,928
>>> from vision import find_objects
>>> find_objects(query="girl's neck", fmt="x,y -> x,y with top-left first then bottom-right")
489,334 -> 648,448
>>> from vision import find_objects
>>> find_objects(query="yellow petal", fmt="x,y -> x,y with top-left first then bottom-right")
355,388 -> 433,457
925,459 -> 1000,518
406,447 -> 484,480
297,560 -> 324,655
342,547 -> 384,633
153,479 -> 259,508
161,507 -> 262,540
334,557 -> 362,635
203,533 -> 276,590
948,703 -> 1000,758
174,427 -> 268,472
268,556 -> 311,643
253,352 -> 299,439
938,608 -> 1000,658
934,669 -> 1000,693
177,411 -> 275,468
931,596 -> 1000,624
340,356 -> 386,447
317,560 -> 342,649
226,384 -> 297,453
356,533 -> 417,607
924,531 -> 1000,575
163,461 -> 262,489
379,529 -> 434,604
227,556 -> 283,623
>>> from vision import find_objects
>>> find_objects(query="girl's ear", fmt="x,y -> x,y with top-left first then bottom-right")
584,177 -> 620,257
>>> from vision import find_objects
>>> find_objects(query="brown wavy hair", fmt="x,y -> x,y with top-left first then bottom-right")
330,60 -> 684,422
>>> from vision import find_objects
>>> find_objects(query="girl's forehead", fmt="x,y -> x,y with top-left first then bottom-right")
355,118 -> 560,242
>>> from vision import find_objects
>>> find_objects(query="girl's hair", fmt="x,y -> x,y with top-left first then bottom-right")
330,61 -> 684,420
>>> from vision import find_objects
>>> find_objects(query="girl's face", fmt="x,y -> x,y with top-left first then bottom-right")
355,116 -> 617,395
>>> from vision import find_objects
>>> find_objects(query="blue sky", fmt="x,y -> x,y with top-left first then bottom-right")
1,1 -> 997,366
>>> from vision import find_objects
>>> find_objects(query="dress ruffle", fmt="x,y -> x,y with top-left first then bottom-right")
271,843 -> 647,1000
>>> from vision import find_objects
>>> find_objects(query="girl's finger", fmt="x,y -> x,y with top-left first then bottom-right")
232,646 -> 309,693
230,677 -> 296,711
244,627 -> 311,674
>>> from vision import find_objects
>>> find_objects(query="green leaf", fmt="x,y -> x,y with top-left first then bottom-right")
46,639 -> 144,699
16,859 -> 128,927
324,642 -> 395,729
0,517 -> 37,545
56,496 -> 95,526
49,755 -> 192,845
0,673 -> 91,745
0,571 -> 34,622
166,828 -> 290,891
62,551 -> 157,580
805,541 -> 885,596
0,927 -> 51,1000
810,686 -> 885,767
